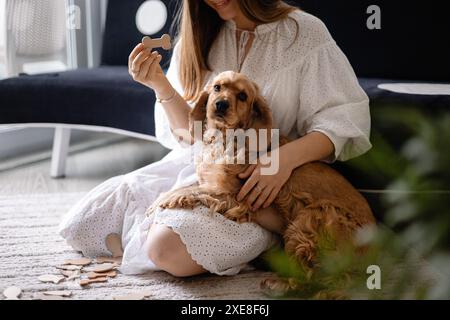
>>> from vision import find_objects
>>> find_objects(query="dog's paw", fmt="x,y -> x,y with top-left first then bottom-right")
223,206 -> 250,222
236,214 -> 254,223
223,211 -> 242,222
261,277 -> 347,300
238,215 -> 251,223
159,195 -> 195,210
260,278 -> 295,297
158,200 -> 172,209
159,200 -> 179,209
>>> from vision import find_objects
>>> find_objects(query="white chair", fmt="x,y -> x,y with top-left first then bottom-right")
3,0 -> 69,76
1,0 -> 78,178
0,0 -> 8,77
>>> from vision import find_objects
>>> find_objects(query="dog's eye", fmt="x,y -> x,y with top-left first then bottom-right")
237,92 -> 247,102
214,85 -> 221,92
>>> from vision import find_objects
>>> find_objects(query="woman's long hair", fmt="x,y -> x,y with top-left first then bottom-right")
173,0 -> 298,102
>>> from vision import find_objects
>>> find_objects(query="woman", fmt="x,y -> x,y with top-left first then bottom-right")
59,0 -> 372,277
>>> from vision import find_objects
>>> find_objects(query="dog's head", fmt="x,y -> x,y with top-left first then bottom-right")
189,71 -> 272,138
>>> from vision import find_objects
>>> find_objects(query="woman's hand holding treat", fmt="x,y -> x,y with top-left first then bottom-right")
128,43 -> 174,100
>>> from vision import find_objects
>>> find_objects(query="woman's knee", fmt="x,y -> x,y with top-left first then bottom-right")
146,224 -> 203,277
146,236 -> 173,270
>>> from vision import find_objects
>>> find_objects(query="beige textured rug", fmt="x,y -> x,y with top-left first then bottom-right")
0,193 -> 274,300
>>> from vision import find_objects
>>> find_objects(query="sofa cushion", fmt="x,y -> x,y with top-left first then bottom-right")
0,67 -> 156,136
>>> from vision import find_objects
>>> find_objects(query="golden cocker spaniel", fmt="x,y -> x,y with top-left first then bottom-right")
147,71 -> 375,293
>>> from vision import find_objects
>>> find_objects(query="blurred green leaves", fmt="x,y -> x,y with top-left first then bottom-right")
265,105 -> 450,299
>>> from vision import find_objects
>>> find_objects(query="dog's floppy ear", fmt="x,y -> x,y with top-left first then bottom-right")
251,94 -> 272,131
189,90 -> 209,140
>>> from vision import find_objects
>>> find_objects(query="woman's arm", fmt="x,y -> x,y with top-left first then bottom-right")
237,131 -> 335,211
128,43 -> 191,142
279,131 -> 335,172
154,82 -> 193,143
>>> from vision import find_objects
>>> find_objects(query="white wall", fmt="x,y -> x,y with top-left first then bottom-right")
0,0 -> 6,78
0,0 -> 4,46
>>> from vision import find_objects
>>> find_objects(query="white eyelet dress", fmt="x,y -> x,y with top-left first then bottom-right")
58,10 -> 372,276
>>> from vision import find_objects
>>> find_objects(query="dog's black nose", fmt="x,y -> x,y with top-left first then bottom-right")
215,100 -> 229,114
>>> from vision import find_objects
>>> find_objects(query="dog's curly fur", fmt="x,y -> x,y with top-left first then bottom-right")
147,71 -> 376,294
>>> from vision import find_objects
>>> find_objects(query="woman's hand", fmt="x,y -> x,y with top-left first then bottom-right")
237,147 -> 294,211
128,43 -> 172,97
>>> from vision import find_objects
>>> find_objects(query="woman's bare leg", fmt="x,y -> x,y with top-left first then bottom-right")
252,206 -> 287,234
144,207 -> 284,277
145,222 -> 207,277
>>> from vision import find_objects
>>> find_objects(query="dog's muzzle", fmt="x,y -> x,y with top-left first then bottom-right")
215,100 -> 229,116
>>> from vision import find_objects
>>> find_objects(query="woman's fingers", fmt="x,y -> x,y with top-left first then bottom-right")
237,169 -> 259,201
131,49 -> 152,74
238,164 -> 256,179
128,43 -> 145,67
263,187 -> 280,208
246,184 -> 266,209
146,54 -> 162,79
252,186 -> 273,211
137,51 -> 157,77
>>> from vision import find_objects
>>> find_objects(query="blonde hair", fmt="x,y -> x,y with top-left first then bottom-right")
174,0 -> 298,102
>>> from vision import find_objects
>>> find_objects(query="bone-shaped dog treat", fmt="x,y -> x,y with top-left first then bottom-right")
142,34 -> 172,50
